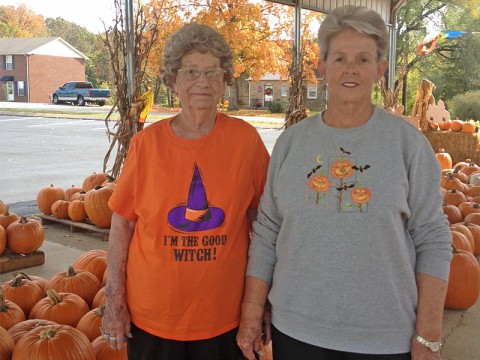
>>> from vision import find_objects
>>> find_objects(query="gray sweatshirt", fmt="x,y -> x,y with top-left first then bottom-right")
247,107 -> 452,354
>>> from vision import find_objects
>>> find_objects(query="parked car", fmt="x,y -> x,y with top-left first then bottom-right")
52,81 -> 110,106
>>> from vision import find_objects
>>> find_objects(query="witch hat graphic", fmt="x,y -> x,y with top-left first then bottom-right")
168,163 -> 225,232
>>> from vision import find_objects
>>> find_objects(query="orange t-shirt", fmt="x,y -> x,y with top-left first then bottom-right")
108,113 -> 270,340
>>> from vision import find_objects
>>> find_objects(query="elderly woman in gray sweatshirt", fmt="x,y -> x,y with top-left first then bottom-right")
237,5 -> 452,360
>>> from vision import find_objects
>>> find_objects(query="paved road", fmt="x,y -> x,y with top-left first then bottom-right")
0,114 -> 282,213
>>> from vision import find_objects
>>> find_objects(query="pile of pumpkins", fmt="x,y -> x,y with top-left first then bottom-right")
0,201 -> 44,257
36,172 -> 116,229
436,149 -> 480,310
0,249 -> 127,359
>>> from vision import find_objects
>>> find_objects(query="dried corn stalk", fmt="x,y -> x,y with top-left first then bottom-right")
411,79 -> 436,132
284,48 -> 308,129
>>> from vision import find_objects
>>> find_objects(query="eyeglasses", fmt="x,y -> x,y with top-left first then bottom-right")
177,68 -> 226,81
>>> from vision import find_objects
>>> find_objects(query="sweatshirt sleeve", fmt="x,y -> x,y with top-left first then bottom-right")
407,135 -> 452,281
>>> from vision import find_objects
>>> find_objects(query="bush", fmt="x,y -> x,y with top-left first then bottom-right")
268,100 -> 287,114
449,91 -> 480,120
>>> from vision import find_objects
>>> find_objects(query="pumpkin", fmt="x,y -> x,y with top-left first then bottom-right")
0,225 -> 5,255
8,319 -> 57,344
463,212 -> 480,226
2,273 -> 45,318
64,185 -> 82,201
329,159 -> 354,179
70,191 -> 87,201
260,341 -> 273,360
82,172 -> 108,192
465,185 -> 480,197
468,173 -> 480,187
36,184 -> 65,215
440,173 -> 467,193
449,119 -> 463,132
451,230 -> 473,253
0,325 -> 14,360
92,287 -> 106,309
51,200 -> 70,219
444,246 -> 480,310
350,187 -> 371,204
0,200 -> 7,214
0,287 -> 26,330
14,273 -> 48,293
92,334 -> 128,360
47,267 -> 101,307
308,174 -> 331,192
72,250 -> 107,283
435,148 -> 452,171
0,206 -> 20,231
443,189 -> 467,207
12,324 -> 95,360
84,185 -> 114,228
461,120 -> 476,133
6,216 -> 44,255
76,304 -> 105,342
462,221 -> 480,256
67,200 -> 87,222
29,289 -> 89,328
458,202 -> 480,219
459,161 -> 480,177
101,175 -> 117,189
442,205 -> 463,224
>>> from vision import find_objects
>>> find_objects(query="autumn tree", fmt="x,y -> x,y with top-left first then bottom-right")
0,4 -> 48,37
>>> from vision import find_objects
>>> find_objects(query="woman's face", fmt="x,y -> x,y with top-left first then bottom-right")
173,51 -> 226,112
318,29 -> 387,106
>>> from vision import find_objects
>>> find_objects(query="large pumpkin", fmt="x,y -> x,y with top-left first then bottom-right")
84,185 -> 114,228
435,148 -> 452,170
36,184 -> 65,215
2,273 -> 45,318
6,216 -> 45,255
29,289 -> 89,328
72,249 -> 107,283
0,325 -> 14,360
82,172 -> 108,192
68,200 -> 87,222
444,247 -> 480,310
8,319 -> 57,344
12,324 -> 95,360
47,267 -> 101,307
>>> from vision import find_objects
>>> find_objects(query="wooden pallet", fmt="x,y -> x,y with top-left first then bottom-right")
37,214 -> 110,241
0,249 -> 45,274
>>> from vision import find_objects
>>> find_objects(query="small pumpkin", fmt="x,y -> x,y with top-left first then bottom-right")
64,185 -> 82,201
440,173 -> 467,193
449,119 -> 463,132
350,187 -> 371,204
12,324 -> 95,360
29,289 -> 89,328
92,334 -> 128,360
92,286 -> 106,309
451,229 -> 473,253
444,246 -> 480,310
37,184 -> 65,215
0,325 -> 14,360
461,120 -> 476,133
435,148 -> 452,171
458,202 -> 480,218
51,200 -> 70,219
0,206 -> 20,231
47,267 -> 101,307
84,185 -> 114,228
2,273 -> 45,318
0,287 -> 26,330
442,205 -> 463,224
67,200 -> 87,222
72,250 -> 107,283
443,189 -> 467,207
8,319 -> 57,344
76,304 -> 105,342
70,191 -> 87,201
6,216 -> 45,255
329,159 -> 354,179
82,172 -> 108,192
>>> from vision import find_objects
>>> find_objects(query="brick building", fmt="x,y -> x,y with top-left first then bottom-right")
0,37 -> 87,103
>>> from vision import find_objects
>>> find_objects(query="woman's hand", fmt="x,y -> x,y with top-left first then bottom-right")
101,293 -> 132,350
411,337 -> 442,360
237,300 -> 265,360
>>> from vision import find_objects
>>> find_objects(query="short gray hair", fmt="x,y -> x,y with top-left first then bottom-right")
318,6 -> 389,61
161,22 -> 234,88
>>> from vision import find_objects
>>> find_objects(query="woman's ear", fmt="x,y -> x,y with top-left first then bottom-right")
317,58 -> 326,79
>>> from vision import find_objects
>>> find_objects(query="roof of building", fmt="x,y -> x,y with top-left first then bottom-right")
0,37 -> 88,60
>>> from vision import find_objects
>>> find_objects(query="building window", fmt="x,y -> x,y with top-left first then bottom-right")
17,81 -> 25,96
307,84 -> 317,99
5,55 -> 13,70
281,84 -> 288,97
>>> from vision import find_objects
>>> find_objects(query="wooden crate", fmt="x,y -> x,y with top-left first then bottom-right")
37,214 -> 110,241
0,249 -> 45,274
422,131 -> 480,166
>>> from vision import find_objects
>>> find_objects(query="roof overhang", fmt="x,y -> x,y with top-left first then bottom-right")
0,76 -> 14,81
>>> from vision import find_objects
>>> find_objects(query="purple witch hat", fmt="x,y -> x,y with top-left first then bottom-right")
168,164 -> 225,232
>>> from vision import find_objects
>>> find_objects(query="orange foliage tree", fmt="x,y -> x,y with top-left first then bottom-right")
0,4 -> 48,37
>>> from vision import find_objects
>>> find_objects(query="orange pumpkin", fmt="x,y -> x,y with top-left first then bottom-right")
440,173 -> 467,193
68,200 -> 87,222
84,185 -> 114,228
308,174 -> 331,192
37,184 -> 65,215
76,304 -> 105,342
0,325 -> 14,360
51,200 -> 70,219
72,250 -> 107,283
70,191 -> 87,201
330,159 -> 354,179
29,289 -> 89,328
82,172 -> 108,192
8,319 -> 57,344
442,205 -> 463,224
14,273 -> 48,294
463,221 -> 480,256
92,334 -> 128,360
0,287 -> 26,330
350,187 -> 371,204
92,287 -> 106,309
0,225 -> 5,255
458,202 -> 480,218
2,273 -> 45,318
0,206 -> 20,231
461,120 -> 476,133
463,212 -> 480,226
47,267 -> 101,307
64,185 -> 82,201
6,216 -> 45,255
449,119 -> 463,132
435,148 -> 452,171
459,161 -> 480,176
444,246 -> 480,310
12,324 -> 95,360
0,200 -> 7,214
451,230 -> 473,253
443,189 -> 467,207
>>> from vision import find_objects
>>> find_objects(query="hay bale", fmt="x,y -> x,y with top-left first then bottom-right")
422,131 -> 480,166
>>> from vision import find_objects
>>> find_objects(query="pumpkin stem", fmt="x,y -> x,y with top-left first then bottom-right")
19,216 -> 28,224
67,266 -> 77,277
95,303 -> 106,317
11,272 -> 28,287
2,205 -> 10,216
14,271 -> 33,280
46,288 -> 63,305
38,328 -> 58,340
94,185 -> 103,190
0,287 -> 8,312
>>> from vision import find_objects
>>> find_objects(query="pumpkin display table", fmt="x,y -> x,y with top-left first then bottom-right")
36,214 -> 110,241
0,249 -> 45,274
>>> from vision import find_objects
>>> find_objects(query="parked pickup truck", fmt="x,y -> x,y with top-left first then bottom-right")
52,81 -> 110,106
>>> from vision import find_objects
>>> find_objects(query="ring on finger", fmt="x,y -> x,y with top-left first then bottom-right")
109,336 -> 117,341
